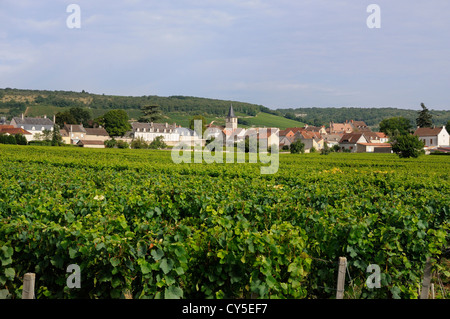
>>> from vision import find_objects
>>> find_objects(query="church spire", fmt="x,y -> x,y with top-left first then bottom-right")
227,104 -> 236,118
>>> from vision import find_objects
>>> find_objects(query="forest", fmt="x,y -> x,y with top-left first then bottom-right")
1,88 -> 449,128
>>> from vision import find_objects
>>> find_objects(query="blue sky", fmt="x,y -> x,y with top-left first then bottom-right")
1,0 -> 449,110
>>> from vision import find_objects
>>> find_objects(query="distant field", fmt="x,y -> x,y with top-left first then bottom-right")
241,112 -> 304,129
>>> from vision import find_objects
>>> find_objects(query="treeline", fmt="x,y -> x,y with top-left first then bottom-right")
0,88 -> 266,118
277,107 -> 450,128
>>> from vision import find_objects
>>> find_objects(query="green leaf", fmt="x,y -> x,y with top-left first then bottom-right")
160,258 -> 174,274
110,257 -> 120,267
139,260 -> 152,275
69,247 -> 77,259
266,275 -> 277,288
4,268 -> 15,280
151,248 -> 164,261
164,285 -> 183,299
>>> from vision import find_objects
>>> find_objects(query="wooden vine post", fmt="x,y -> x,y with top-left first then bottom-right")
419,258 -> 432,299
336,257 -> 347,299
22,273 -> 35,299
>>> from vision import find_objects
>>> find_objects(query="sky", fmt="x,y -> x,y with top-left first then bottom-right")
0,0 -> 449,110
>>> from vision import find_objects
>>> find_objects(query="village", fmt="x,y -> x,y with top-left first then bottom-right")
0,104 -> 449,155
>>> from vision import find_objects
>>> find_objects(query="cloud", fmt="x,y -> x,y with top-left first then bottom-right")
0,0 -> 449,109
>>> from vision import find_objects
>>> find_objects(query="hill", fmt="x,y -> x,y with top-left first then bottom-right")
1,88 -> 448,129
0,88 -> 304,128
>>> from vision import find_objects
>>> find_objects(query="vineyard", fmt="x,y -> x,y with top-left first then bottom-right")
0,145 -> 448,299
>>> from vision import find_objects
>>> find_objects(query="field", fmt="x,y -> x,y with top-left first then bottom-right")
0,145 -> 448,299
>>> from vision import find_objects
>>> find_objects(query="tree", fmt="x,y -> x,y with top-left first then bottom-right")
14,134 -> 27,145
139,105 -> 161,123
416,103 -> 433,128
69,107 -> 92,126
55,111 -> 76,127
148,136 -> 167,149
379,117 -> 412,136
390,134 -> 424,158
131,136 -> 148,149
320,142 -> 330,155
290,140 -> 305,154
51,125 -> 63,146
446,120 -> 450,134
189,115 -> 207,136
100,110 -> 131,137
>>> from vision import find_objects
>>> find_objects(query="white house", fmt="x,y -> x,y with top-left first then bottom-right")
339,133 -> 369,152
131,122 -> 180,145
414,127 -> 450,148
10,114 -> 54,141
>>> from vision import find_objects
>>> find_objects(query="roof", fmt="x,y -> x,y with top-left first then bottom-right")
330,122 -> 353,133
85,127 -> 109,136
339,133 -> 367,144
77,140 -> 105,145
12,117 -> 54,126
295,130 -> 322,140
63,124 -> 86,133
227,104 -> 236,118
351,120 -> 368,127
414,127 -> 445,137
357,143 -> 391,147
131,122 -> 177,131
0,127 -> 32,135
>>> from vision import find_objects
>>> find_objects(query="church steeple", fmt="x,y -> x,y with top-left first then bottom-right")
226,104 -> 237,130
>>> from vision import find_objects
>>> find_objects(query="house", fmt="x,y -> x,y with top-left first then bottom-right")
223,127 -> 247,144
84,127 -> 110,142
10,114 -> 54,141
323,133 -> 344,148
245,128 -> 279,148
279,135 -> 295,149
328,121 -> 353,134
339,133 -> 369,152
362,132 -> 387,143
131,122 -> 180,146
304,124 -> 327,135
61,124 -> 86,144
60,124 -> 110,145
414,127 -> 450,149
356,143 -> 392,153
294,131 -> 324,152
350,120 -> 371,132
0,126 -> 33,141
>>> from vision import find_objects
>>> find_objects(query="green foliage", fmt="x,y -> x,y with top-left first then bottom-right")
390,134 -> 425,158
189,115 -> 207,136
290,140 -> 305,154
104,139 -> 117,148
116,140 -> 129,149
0,134 -> 17,145
416,103 -> 433,128
51,125 -> 63,146
99,110 -> 131,137
131,137 -> 148,149
320,143 -> 330,155
379,117 -> 413,136
139,105 -> 161,123
148,136 -> 167,150
14,134 -> 28,145
0,146 -> 448,299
